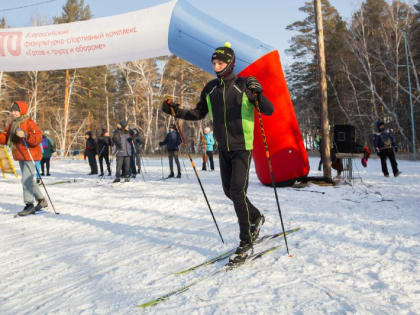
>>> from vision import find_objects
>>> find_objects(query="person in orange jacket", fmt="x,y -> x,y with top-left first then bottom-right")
0,101 -> 47,216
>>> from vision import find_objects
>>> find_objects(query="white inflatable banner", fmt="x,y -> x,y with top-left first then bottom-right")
0,1 -> 176,72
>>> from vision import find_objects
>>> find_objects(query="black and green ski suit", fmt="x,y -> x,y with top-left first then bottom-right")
176,72 -> 274,243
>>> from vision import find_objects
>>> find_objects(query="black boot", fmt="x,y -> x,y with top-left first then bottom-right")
229,241 -> 253,265
18,203 -> 36,216
177,172 -> 181,178
251,214 -> 265,240
108,171 -> 112,176
167,172 -> 175,178
34,198 -> 48,212
113,178 -> 121,183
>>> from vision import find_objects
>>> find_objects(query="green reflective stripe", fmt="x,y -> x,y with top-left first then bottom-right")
244,150 -> 253,242
241,93 -> 255,150
222,80 -> 230,151
205,95 -> 214,122
205,86 -> 217,122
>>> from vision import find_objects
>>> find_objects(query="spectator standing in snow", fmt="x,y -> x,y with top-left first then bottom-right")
159,124 -> 182,178
41,130 -> 55,176
373,121 -> 401,177
97,129 -> 112,177
84,131 -> 98,175
112,120 -> 132,183
202,127 -> 215,171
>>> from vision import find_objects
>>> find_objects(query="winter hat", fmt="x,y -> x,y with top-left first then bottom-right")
10,103 -> 20,112
211,42 -> 235,78
120,120 -> 128,128
376,121 -> 385,131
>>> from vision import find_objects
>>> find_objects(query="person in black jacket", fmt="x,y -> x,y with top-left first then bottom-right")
129,128 -> 143,177
97,129 -> 112,176
159,124 -> 182,178
161,43 -> 274,264
84,131 -> 98,175
112,120 -> 132,183
373,121 -> 401,177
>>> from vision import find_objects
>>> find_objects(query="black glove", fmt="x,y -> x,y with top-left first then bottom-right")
161,99 -> 179,117
246,76 -> 263,94
159,141 -> 164,146
394,146 -> 398,152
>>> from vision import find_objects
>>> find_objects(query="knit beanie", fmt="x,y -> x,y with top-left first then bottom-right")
211,42 -> 235,78
10,103 -> 20,112
120,120 -> 128,128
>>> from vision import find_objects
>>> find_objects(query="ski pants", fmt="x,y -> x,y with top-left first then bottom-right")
203,151 -> 214,170
35,161 -> 41,180
87,153 -> 98,174
134,153 -> 141,173
378,148 -> 399,176
219,150 -> 261,244
41,157 -> 51,175
130,154 -> 137,175
98,154 -> 111,175
116,156 -> 130,179
168,150 -> 181,175
19,161 -> 44,205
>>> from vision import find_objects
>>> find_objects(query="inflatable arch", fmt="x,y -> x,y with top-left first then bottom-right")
0,0 -> 309,185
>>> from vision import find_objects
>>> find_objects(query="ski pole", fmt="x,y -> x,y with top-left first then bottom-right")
169,103 -> 224,244
139,153 -> 146,182
180,153 -> 189,179
21,136 -> 59,215
254,96 -> 290,256
140,154 -> 147,174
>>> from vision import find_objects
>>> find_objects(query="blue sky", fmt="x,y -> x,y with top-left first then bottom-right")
0,0 -> 358,67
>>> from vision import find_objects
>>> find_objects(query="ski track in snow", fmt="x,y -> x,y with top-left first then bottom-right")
0,157 -> 419,314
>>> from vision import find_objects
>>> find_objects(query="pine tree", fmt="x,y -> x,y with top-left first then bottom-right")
285,0 -> 347,145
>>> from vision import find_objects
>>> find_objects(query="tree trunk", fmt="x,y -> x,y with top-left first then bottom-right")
62,69 -> 70,157
314,0 -> 332,179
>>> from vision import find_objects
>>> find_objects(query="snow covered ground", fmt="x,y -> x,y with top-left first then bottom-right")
0,156 -> 419,314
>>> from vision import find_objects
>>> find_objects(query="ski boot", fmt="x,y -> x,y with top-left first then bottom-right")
228,241 -> 253,266
18,203 -> 36,216
34,198 -> 48,212
251,214 -> 265,241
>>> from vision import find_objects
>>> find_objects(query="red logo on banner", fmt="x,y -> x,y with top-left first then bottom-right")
0,32 -> 23,57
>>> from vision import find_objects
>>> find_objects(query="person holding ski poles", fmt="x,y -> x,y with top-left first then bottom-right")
161,43 -> 274,264
0,101 -> 48,216
131,128 -> 143,174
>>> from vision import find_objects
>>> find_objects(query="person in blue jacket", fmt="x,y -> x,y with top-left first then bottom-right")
202,127 -> 215,171
159,124 -> 182,178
